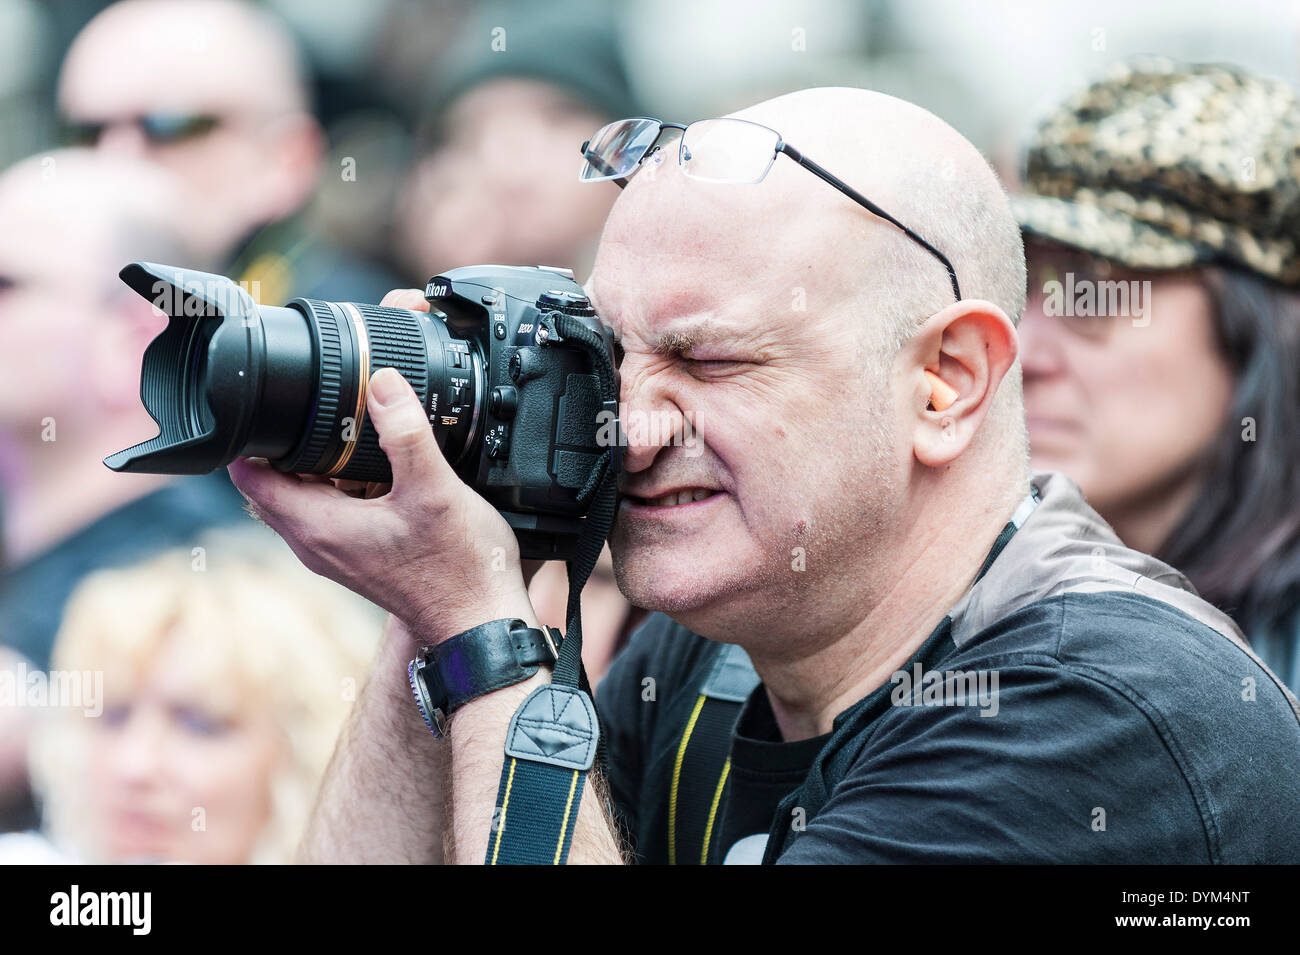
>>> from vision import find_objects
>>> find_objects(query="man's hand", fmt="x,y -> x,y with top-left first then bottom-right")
229,291 -> 537,641
232,290 -> 625,865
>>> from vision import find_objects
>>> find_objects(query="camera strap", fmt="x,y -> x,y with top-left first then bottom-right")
486,313 -> 620,865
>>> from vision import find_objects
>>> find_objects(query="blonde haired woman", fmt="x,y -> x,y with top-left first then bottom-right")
19,531 -> 382,864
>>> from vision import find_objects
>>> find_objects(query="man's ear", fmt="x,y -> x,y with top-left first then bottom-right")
906,299 -> 1018,468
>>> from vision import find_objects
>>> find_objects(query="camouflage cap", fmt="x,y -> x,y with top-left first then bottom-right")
1012,59 -> 1300,287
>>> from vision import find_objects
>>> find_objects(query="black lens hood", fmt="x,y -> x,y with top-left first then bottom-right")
104,262 -> 305,474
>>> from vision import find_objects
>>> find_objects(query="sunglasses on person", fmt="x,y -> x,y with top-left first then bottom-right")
60,113 -> 222,148
578,116 -> 962,301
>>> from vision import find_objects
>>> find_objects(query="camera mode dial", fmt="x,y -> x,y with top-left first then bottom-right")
535,289 -> 595,316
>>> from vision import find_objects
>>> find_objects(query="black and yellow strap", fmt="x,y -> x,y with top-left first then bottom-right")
488,683 -> 599,865
484,310 -> 622,865
668,642 -> 760,865
483,467 -> 611,866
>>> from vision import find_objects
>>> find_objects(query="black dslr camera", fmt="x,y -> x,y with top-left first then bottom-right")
105,263 -> 622,560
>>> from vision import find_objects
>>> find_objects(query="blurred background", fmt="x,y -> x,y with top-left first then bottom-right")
3,0 -> 1296,283
0,0 -> 1296,861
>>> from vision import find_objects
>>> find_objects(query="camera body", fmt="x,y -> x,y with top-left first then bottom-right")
424,265 -> 621,559
104,262 -> 622,561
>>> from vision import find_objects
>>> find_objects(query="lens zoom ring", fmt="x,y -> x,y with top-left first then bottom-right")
336,305 -> 432,482
293,300 -> 345,474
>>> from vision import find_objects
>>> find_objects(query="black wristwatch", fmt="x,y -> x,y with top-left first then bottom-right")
407,618 -> 561,738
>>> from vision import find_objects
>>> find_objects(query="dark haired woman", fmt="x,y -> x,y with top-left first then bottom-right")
1013,60 -> 1300,689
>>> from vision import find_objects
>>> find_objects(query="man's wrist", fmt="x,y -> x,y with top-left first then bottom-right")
411,593 -> 541,648
444,667 -> 551,736
406,609 -> 555,738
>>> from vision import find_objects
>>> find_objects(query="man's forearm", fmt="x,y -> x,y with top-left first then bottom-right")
297,616 -> 448,864
443,658 -> 626,864
300,609 -> 626,865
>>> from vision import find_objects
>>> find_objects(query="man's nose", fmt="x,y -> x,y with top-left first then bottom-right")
618,359 -> 687,474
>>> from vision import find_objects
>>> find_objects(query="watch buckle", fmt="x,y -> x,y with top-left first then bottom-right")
542,626 -> 562,661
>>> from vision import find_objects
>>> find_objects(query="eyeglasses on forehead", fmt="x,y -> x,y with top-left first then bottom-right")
579,116 -> 962,302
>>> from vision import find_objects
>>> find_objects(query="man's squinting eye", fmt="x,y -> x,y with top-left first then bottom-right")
681,353 -> 749,374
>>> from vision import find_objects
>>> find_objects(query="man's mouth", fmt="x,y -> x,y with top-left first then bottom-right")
624,487 -> 720,508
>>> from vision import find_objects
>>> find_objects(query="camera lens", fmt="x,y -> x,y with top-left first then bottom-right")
273,299 -> 481,482
104,263 -> 482,483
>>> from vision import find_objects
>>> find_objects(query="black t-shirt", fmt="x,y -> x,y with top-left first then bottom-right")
719,691 -> 829,864
596,591 -> 1300,864
0,472 -> 248,670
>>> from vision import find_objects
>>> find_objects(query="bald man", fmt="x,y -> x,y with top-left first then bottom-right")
233,89 -> 1300,864
0,150 -> 253,660
58,0 -> 398,304
0,150 -> 248,828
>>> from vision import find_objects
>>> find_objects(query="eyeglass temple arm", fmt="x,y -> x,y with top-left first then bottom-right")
780,144 -> 962,301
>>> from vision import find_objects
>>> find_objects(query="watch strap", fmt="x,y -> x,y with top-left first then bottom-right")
413,618 -> 559,736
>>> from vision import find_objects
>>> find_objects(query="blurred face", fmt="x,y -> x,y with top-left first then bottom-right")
1019,239 -> 1234,516
86,634 -> 281,864
58,8 -> 315,259
0,198 -> 108,434
590,164 -> 907,632
400,80 -> 616,273
0,169 -> 167,447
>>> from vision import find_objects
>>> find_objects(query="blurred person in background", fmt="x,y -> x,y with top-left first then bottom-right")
0,150 -> 250,830
1015,60 -> 1300,689
0,149 -> 249,672
57,0 -> 399,305
0,531 -> 382,864
395,0 -> 647,681
396,0 -> 637,281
